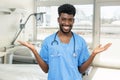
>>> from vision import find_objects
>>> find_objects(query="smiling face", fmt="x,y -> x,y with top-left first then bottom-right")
58,13 -> 74,34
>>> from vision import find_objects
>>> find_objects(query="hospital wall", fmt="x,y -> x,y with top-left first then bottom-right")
0,0 -> 35,48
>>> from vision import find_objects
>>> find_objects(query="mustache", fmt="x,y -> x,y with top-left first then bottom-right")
61,24 -> 72,27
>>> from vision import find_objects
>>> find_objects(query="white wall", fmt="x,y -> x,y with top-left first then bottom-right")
0,0 -> 35,48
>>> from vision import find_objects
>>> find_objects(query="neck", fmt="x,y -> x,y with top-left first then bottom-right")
57,31 -> 72,43
58,31 -> 72,37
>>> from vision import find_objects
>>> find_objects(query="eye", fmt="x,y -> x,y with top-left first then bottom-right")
61,18 -> 66,21
68,18 -> 74,22
61,18 -> 74,22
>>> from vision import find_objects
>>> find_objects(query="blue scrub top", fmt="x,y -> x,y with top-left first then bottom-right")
39,32 -> 90,80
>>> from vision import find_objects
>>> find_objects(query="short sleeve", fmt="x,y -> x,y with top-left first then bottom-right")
39,41 -> 49,64
78,39 -> 90,67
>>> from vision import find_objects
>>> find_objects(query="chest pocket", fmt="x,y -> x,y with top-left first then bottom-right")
48,45 -> 63,69
49,45 -> 62,58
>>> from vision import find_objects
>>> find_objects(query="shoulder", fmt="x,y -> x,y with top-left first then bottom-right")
42,32 -> 56,45
45,33 -> 55,41
73,32 -> 88,47
73,32 -> 85,42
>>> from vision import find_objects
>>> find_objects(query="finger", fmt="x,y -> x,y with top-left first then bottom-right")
17,40 -> 21,43
96,44 -> 102,48
17,41 -> 23,45
98,44 -> 102,47
27,41 -> 31,44
103,43 -> 112,50
17,40 -> 27,46
104,43 -> 112,48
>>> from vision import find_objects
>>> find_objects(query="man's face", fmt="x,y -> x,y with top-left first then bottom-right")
58,13 -> 74,33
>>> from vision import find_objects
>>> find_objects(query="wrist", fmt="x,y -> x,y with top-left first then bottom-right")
91,52 -> 96,57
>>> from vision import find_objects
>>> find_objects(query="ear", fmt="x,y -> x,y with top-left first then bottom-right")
57,17 -> 60,23
73,18 -> 75,23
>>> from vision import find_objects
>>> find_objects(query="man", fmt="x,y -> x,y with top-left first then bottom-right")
18,4 -> 111,80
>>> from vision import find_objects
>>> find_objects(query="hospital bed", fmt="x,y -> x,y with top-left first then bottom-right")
2,42 -> 41,64
0,64 -> 120,80
1,42 -> 120,80
0,64 -> 47,80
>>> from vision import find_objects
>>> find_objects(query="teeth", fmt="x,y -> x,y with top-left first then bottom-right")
64,26 -> 69,29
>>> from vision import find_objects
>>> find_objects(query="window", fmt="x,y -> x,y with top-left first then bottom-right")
100,6 -> 120,62
36,4 -> 93,48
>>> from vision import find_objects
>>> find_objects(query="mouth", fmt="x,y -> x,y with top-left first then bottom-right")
63,26 -> 71,31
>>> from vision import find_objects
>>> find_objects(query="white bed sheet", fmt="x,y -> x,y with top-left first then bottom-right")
0,64 -> 47,80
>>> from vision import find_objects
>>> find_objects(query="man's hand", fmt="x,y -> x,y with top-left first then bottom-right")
18,41 -> 35,50
92,43 -> 112,56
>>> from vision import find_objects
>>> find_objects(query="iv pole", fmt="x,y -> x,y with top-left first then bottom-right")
11,12 -> 45,45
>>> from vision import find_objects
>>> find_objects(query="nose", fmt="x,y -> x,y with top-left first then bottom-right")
64,20 -> 70,25
64,19 -> 72,25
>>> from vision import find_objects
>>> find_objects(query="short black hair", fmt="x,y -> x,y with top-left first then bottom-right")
58,4 -> 76,16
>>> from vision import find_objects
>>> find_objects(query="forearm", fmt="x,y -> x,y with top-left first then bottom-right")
17,41 -> 49,73
79,43 -> 112,73
78,53 -> 96,73
32,49 -> 49,73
